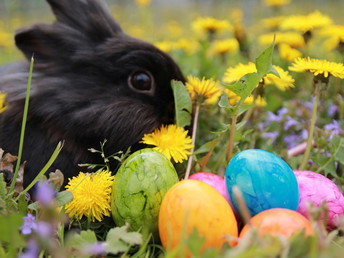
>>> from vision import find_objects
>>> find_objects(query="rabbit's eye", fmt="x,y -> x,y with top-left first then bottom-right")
128,71 -> 155,94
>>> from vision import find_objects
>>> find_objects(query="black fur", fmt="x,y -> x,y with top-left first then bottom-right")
0,0 -> 184,187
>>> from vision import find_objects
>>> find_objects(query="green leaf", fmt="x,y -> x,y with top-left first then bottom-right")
0,174 -> 7,208
0,213 -> 26,247
105,224 -> 142,255
55,190 -> 73,207
16,141 -> 64,200
225,72 -> 262,101
186,228 -> 206,257
172,80 -> 192,128
255,35 -> 279,77
332,135 -> 344,163
67,230 -> 99,255
193,135 -> 223,155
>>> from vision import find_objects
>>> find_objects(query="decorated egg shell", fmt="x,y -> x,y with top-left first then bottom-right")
111,148 -> 179,240
189,172 -> 238,218
294,170 -> 344,230
159,179 -> 238,255
189,172 -> 230,202
239,208 -> 313,239
225,149 -> 299,216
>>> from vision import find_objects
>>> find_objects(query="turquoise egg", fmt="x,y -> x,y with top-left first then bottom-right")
225,149 -> 299,217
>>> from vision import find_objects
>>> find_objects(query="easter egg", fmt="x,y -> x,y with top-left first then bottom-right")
111,149 -> 179,239
294,170 -> 344,230
189,172 -> 230,203
159,180 -> 238,254
239,208 -> 313,239
225,149 -> 299,216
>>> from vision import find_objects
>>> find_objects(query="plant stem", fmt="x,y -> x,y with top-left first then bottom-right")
184,104 -> 200,180
15,141 -> 63,201
9,56 -> 34,193
299,80 -> 321,170
227,111 -> 238,163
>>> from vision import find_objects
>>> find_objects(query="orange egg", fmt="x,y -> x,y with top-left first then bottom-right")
158,180 -> 238,254
239,208 -> 314,239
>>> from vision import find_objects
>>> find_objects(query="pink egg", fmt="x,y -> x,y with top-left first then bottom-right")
294,170 -> 344,230
189,172 -> 232,205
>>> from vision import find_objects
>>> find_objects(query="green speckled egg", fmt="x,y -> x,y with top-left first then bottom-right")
111,148 -> 178,238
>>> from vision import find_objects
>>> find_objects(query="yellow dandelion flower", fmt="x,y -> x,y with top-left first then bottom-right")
224,89 -> 254,106
319,24 -> 344,40
0,31 -> 13,49
186,76 -> 223,105
265,65 -> 295,90
135,0 -> 151,7
155,41 -> 174,53
65,171 -> 115,222
289,57 -> 344,79
323,37 -> 342,52
192,16 -> 232,35
223,62 -> 257,84
264,0 -> 291,7
259,32 -> 305,48
140,124 -> 193,163
0,92 -> 7,113
223,63 -> 294,91
280,11 -> 333,33
208,38 -> 239,56
167,21 -> 183,38
319,25 -> 344,51
255,96 -> 267,107
174,38 -> 199,54
261,16 -> 287,29
225,89 -> 241,106
279,43 -> 302,61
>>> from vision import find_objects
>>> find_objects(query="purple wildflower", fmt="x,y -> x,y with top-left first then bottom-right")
277,107 -> 288,117
304,98 -> 314,113
301,129 -> 308,139
36,222 -> 53,238
266,111 -> 281,122
19,238 -> 39,258
34,181 -> 56,205
83,242 -> 107,255
284,116 -> 300,131
327,104 -> 339,117
262,131 -> 279,143
20,214 -> 38,235
324,120 -> 342,135
283,134 -> 302,149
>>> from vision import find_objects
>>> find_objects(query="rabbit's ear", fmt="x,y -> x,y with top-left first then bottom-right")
46,0 -> 122,41
15,24 -> 86,61
15,0 -> 122,62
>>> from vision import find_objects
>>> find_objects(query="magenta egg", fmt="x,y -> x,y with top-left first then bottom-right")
189,172 -> 232,204
294,170 -> 344,229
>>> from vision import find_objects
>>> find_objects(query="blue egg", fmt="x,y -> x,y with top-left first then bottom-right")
225,149 -> 299,217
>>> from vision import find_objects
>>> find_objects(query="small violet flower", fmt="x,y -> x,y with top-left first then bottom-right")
284,115 -> 300,131
20,214 -> 38,235
34,181 -> 56,205
83,242 -> 107,255
262,131 -> 279,143
284,133 -> 302,149
19,238 -> 39,258
277,107 -> 289,118
35,221 -> 53,238
304,97 -> 315,114
301,128 -> 308,139
266,111 -> 281,122
327,104 -> 339,117
324,120 -> 342,135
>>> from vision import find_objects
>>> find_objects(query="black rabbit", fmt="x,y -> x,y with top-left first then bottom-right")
0,0 -> 185,188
